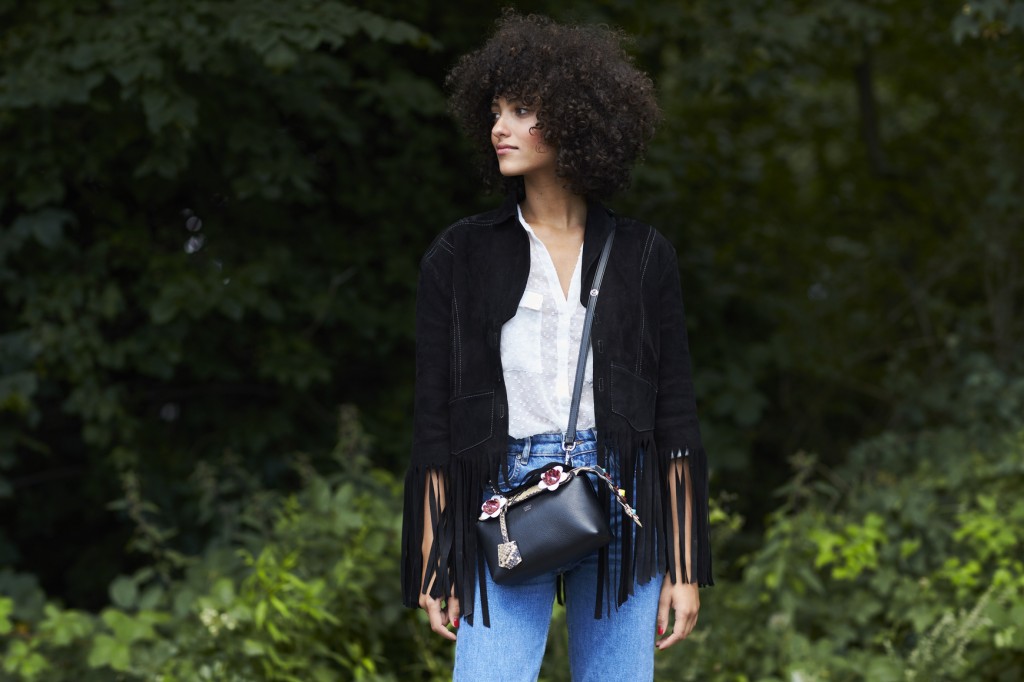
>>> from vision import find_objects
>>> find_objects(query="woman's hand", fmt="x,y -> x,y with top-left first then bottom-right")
418,471 -> 459,640
419,589 -> 460,641
655,575 -> 699,650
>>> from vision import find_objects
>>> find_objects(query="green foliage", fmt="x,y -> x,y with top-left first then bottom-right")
3,0 -> 1022,605
590,0 -> 1024,482
0,0 -> 454,603
2,403 -> 1022,681
0,598 -> 10,634
810,511 -> 887,580
646,426 -> 1024,681
0,407 -> 451,681
1,0 -> 1023,679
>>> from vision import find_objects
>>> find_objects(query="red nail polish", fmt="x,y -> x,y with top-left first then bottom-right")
658,626 -> 664,635
453,618 -> 460,628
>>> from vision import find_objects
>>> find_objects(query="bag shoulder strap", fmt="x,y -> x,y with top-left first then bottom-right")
563,227 -> 616,451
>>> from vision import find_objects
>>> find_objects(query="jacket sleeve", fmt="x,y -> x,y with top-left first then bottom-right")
401,240 -> 456,607
654,237 -> 713,586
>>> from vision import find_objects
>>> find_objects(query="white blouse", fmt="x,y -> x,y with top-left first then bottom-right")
501,206 -> 595,439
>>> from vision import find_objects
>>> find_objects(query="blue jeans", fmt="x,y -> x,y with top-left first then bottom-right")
454,429 -> 663,681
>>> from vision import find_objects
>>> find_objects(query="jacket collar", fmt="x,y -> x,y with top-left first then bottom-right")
480,190 -> 519,226
483,191 -> 616,307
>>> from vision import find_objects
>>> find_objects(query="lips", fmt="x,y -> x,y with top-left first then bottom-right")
495,144 -> 517,154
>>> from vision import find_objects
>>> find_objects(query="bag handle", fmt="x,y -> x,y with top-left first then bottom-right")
563,227 -> 616,454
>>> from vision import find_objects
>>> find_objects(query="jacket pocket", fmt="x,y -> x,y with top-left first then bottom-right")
610,363 -> 657,432
449,390 -> 495,454
500,291 -> 544,373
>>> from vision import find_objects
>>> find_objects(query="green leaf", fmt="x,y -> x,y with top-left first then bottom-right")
40,605 -> 95,646
269,595 -> 291,618
109,575 -> 138,610
243,638 -> 265,656
100,608 -> 158,643
264,43 -> 298,70
0,597 -> 13,634
136,584 -> 164,611
10,208 -> 75,249
87,633 -> 132,672
211,577 -> 235,606
2,639 -> 50,677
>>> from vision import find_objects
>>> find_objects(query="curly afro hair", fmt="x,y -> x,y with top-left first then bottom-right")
446,12 -> 661,200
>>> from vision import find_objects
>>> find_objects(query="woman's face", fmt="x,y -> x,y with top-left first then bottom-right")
490,96 -> 556,179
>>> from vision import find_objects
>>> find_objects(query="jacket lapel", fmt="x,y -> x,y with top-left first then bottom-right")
480,192 -> 529,325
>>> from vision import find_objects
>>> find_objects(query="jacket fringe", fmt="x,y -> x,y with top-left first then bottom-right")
401,456 -> 484,618
401,429 -> 712,624
601,431 -> 714,603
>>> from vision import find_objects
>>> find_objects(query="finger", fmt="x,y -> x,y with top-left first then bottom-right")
672,602 -> 700,643
656,584 -> 672,638
656,629 -> 685,650
448,595 -> 462,630
686,610 -> 699,636
657,604 -> 696,650
429,611 -> 456,641
681,591 -> 700,638
677,610 -> 696,640
436,598 -> 452,630
425,599 -> 457,641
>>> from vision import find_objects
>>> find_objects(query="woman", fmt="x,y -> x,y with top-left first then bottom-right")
401,12 -> 712,681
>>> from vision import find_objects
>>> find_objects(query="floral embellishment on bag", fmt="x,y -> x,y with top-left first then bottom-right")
538,466 -> 570,492
479,494 -> 507,520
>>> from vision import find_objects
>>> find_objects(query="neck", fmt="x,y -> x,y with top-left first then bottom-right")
520,175 -> 587,232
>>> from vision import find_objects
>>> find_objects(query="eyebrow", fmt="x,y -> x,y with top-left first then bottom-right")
492,102 -> 527,115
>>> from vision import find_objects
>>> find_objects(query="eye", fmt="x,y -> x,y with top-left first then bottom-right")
515,107 -> 530,116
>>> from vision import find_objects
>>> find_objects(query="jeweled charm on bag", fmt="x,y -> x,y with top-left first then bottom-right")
497,505 -> 522,568
574,465 -> 643,528
497,540 -> 522,568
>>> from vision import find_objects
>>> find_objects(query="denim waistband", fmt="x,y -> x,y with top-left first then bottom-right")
506,428 -> 597,456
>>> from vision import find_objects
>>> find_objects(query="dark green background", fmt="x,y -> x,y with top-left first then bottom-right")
1,1 -> 1022,679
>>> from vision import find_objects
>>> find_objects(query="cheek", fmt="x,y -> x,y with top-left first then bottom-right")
527,126 -> 547,149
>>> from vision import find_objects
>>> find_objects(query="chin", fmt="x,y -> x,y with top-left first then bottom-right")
496,164 -> 522,177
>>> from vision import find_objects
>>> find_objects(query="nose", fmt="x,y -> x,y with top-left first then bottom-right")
491,112 -> 508,139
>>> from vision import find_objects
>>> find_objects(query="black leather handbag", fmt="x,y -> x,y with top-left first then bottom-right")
477,460 -> 639,584
476,229 -> 642,585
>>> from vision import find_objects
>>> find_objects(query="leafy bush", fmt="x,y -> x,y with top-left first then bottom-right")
3,1 -> 1024,679
0,407 -> 452,681
0,0 -> 454,603
3,410 -> 1023,680
651,426 -> 1024,681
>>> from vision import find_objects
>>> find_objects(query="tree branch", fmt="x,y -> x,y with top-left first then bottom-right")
854,45 -> 895,178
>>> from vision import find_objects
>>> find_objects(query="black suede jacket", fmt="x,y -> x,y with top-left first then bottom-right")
401,193 -> 712,623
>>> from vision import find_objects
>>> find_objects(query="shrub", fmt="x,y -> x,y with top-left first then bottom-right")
654,428 -> 1024,681
0,407 -> 452,681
